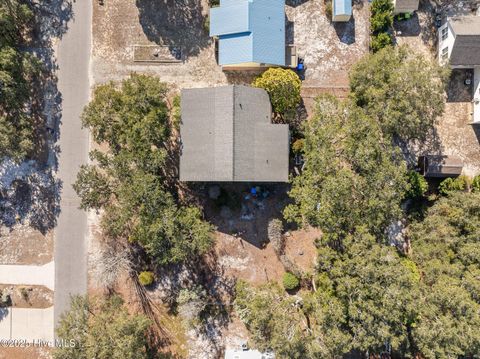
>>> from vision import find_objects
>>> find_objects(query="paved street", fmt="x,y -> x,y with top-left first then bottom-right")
54,0 -> 92,324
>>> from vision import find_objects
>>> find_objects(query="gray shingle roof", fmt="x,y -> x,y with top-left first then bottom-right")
180,85 -> 289,182
449,16 -> 480,66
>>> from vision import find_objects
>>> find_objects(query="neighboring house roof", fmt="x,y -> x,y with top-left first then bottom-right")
179,86 -> 289,182
393,0 -> 419,13
210,0 -> 285,66
333,0 -> 352,17
449,16 -> 480,66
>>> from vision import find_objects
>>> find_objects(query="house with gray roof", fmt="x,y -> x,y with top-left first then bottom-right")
179,85 -> 289,182
438,16 -> 480,123
392,0 -> 419,14
209,0 -> 286,70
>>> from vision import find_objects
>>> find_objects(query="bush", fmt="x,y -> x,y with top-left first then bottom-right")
371,11 -> 393,33
209,0 -> 219,6
370,32 -> 393,52
325,0 -> 332,20
292,139 -> 304,154
371,0 -> 394,16
138,271 -> 155,286
472,175 -> 480,192
438,175 -> 470,196
203,14 -> 210,34
252,68 -> 301,118
406,171 -> 428,199
282,272 -> 300,291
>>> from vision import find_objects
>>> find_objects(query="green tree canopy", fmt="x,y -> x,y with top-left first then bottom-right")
73,74 -> 213,265
235,229 -> 420,358
54,295 -> 151,359
409,192 -> 480,357
252,68 -> 301,119
284,95 -> 407,243
349,46 -> 449,142
0,0 -> 40,160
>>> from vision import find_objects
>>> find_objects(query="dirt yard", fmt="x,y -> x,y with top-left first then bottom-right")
394,1 -> 480,176
0,285 -> 53,309
0,225 -> 53,265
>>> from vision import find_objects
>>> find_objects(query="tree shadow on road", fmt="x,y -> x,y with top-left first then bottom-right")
135,0 -> 210,58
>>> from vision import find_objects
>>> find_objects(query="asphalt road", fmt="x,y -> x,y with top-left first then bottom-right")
54,0 -> 91,325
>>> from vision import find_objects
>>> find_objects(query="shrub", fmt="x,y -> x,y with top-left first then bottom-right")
370,32 -> 393,52
371,11 -> 393,33
252,68 -> 301,118
405,170 -> 428,199
209,0 -> 220,6
325,0 -> 332,20
138,271 -> 155,286
371,0 -> 394,16
292,139 -> 304,154
282,272 -> 300,291
438,175 -> 470,196
203,14 -> 210,34
472,175 -> 480,192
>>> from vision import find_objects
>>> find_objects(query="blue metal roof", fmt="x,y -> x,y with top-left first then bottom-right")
333,0 -> 352,16
210,0 -> 285,66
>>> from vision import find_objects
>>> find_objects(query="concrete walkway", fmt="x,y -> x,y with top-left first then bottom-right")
54,0 -> 91,324
0,262 -> 54,291
0,307 -> 54,342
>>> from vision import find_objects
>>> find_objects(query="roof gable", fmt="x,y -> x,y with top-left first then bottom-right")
180,86 -> 289,182
209,0 -> 285,66
448,17 -> 480,66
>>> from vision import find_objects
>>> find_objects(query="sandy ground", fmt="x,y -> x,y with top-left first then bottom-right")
0,347 -> 51,359
0,225 -> 53,266
0,285 -> 53,309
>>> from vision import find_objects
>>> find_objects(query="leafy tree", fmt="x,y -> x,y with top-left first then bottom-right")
284,95 -> 407,243
73,74 -> 214,265
370,33 -> 393,52
438,175 -> 470,196
0,0 -> 41,160
370,0 -> 393,33
350,46 -> 449,142
235,229 -> 419,358
252,68 -> 301,118
405,170 -> 428,199
409,192 -> 480,357
472,174 -> 480,192
54,295 -> 151,359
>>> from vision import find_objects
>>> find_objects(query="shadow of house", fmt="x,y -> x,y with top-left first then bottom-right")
393,12 -> 421,37
447,69 -> 474,103
334,16 -> 356,45
135,0 -> 210,58
286,0 -> 309,7
202,183 -> 291,248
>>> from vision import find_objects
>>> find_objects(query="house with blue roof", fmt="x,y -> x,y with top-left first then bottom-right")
209,0 -> 286,70
332,0 -> 352,22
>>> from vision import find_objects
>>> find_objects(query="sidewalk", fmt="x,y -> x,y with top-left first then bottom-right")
0,307 -> 54,342
0,262 -> 54,291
